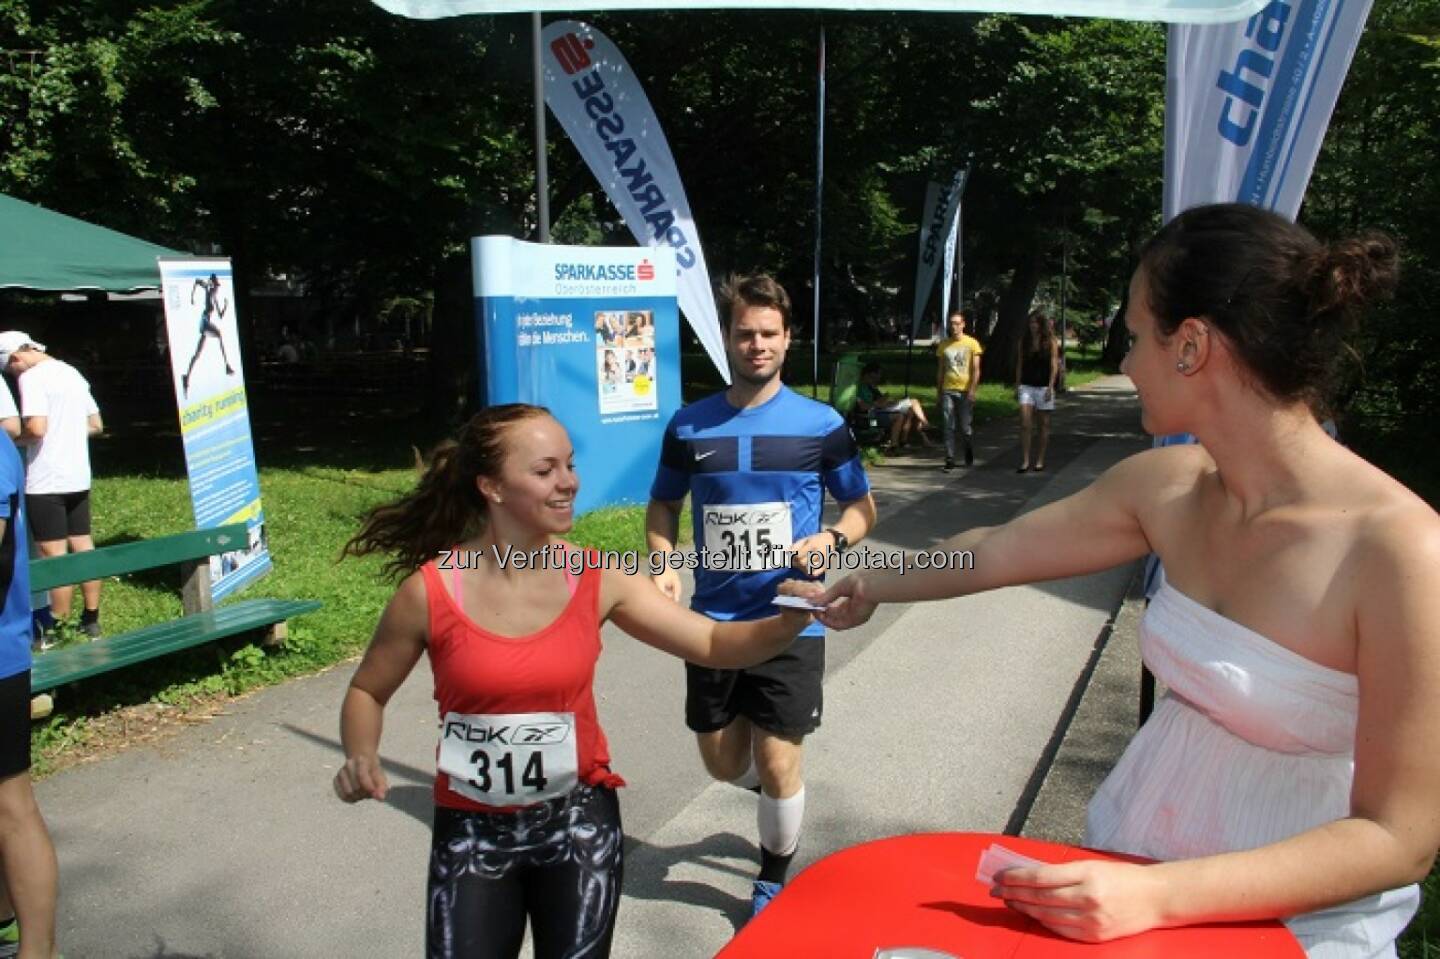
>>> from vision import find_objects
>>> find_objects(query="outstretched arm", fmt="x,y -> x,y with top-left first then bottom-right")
816,450 -> 1161,628
603,567 -> 812,668
335,572 -> 427,802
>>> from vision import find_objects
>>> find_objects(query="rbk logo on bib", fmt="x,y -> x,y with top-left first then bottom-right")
439,711 -> 579,805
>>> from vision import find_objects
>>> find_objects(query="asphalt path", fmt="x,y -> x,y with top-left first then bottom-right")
35,375 -> 1145,958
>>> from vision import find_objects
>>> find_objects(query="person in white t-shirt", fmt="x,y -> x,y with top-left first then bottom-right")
0,379 -> 18,440
0,332 -> 104,638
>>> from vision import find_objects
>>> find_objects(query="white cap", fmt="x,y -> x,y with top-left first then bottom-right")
0,331 -> 46,370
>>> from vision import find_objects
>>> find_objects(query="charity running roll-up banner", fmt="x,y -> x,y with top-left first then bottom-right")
473,237 -> 681,516
157,258 -> 271,601
1148,0 -> 1372,595
911,169 -> 967,339
541,20 -> 728,385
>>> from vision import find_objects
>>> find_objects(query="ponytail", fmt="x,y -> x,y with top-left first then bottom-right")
342,404 -> 550,578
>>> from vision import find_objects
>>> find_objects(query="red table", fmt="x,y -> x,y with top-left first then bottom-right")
718,833 -> 1304,958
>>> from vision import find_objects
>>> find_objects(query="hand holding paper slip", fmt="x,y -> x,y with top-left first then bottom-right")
774,577 -> 830,611
975,843 -> 1048,886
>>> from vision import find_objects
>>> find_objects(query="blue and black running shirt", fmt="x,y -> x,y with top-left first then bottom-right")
650,386 -> 870,637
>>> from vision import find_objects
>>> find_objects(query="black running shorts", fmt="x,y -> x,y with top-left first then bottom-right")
685,635 -> 824,738
0,671 -> 31,778
26,490 -> 92,541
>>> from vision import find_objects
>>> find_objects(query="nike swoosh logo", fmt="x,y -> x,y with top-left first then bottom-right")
695,450 -> 717,461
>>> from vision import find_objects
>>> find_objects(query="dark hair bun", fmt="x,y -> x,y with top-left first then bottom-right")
1306,232 -> 1399,330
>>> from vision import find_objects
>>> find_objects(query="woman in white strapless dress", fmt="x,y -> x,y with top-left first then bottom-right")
813,204 -> 1440,958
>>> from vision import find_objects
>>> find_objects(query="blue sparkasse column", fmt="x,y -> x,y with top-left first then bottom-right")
472,237 -> 682,516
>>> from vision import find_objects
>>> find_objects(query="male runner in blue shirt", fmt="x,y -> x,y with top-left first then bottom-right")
647,273 -> 877,917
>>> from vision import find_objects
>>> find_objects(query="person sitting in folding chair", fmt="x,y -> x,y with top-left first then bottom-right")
855,361 -> 933,452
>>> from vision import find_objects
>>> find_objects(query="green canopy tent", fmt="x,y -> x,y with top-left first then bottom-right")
0,193 -> 182,294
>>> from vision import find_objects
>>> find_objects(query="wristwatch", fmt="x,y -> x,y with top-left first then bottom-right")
825,527 -> 849,554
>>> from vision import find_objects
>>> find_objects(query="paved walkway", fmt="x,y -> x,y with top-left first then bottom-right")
36,375 -> 1148,959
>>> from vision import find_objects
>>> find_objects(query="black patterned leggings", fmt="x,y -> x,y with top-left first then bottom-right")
427,785 -> 624,959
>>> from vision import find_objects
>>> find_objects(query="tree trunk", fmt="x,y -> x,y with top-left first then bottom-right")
982,243 -> 1045,385
218,212 -> 260,379
426,253 -> 476,426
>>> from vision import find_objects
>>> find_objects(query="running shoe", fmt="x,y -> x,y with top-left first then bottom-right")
0,917 -> 18,959
750,879 -> 783,919
79,619 -> 101,640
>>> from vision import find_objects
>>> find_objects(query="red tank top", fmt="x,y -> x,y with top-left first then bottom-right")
421,547 -> 624,813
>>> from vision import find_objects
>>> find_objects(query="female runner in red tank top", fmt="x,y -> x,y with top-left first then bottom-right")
334,404 -> 814,959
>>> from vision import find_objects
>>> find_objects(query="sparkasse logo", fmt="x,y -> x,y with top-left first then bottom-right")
637,260 -> 655,281
552,33 -> 595,75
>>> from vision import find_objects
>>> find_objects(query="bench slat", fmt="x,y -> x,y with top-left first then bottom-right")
29,524 -> 251,593
30,599 -> 321,693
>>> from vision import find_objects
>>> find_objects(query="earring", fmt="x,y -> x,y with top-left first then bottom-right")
1176,361 -> 1188,372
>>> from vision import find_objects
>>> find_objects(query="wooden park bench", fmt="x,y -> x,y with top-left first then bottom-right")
28,523 -> 321,695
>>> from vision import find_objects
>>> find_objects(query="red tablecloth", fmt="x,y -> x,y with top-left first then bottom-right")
718,832 -> 1305,959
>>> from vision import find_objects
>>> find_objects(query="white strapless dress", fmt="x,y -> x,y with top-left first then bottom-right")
1085,575 -> 1420,959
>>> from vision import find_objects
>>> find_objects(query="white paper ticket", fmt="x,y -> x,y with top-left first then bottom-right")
772,595 -> 827,611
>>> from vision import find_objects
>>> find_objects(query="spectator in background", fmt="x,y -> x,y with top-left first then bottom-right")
276,326 -> 301,365
0,379 -> 17,440
0,333 -> 104,639
1014,310 -> 1059,473
856,360 -> 933,452
2,372 -> 57,649
934,310 -> 984,471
